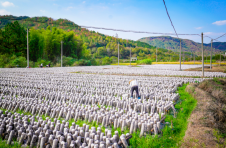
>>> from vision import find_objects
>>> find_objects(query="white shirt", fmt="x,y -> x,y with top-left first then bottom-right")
130,80 -> 138,87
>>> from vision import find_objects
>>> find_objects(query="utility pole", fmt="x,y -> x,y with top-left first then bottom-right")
210,39 -> 212,69
130,47 -> 131,66
194,52 -> 195,64
61,41 -> 63,67
180,39 -> 181,71
190,52 -> 192,61
118,43 -> 119,66
27,28 -> 29,68
183,48 -> 184,64
156,47 -> 157,63
201,32 -> 204,77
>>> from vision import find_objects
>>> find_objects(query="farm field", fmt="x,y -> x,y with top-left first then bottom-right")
0,65 -> 225,147
152,62 -> 226,65
71,64 -> 226,78
185,65 -> 226,73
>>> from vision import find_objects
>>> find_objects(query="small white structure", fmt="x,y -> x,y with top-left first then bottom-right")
131,57 -> 137,61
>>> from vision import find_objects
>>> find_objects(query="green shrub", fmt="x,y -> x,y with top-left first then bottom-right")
90,58 -> 99,66
136,59 -> 152,65
11,56 -> 27,67
204,60 -> 216,63
36,59 -> 51,67
63,56 -> 75,66
102,57 -> 111,65
5,64 -> 13,68
54,63 -> 61,67
73,59 -> 91,66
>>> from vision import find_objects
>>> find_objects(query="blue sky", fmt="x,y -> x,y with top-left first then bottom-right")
0,0 -> 226,43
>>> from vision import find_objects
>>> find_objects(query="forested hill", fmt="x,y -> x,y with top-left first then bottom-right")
138,36 -> 226,55
0,15 -> 177,60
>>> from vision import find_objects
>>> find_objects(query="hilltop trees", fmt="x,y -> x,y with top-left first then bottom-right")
0,21 -> 27,57
0,21 -> 88,67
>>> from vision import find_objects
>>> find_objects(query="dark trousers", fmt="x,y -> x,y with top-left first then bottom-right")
131,86 -> 139,98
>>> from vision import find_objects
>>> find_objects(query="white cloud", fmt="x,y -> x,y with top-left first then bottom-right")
195,27 -> 202,30
0,9 -> 10,15
82,1 -> 86,4
204,32 -> 213,35
101,6 -> 108,9
1,1 -> 14,7
40,10 -> 46,13
65,6 -> 74,10
212,20 -> 226,26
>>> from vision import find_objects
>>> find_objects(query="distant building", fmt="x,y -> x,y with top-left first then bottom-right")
131,57 -> 137,61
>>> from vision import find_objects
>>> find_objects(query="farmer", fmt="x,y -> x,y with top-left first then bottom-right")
129,79 -> 140,99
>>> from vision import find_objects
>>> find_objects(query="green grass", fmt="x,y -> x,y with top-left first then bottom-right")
213,77 -> 222,85
0,138 -> 22,148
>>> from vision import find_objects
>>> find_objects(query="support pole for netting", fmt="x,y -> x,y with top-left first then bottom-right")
190,52 -> 192,61
61,41 -> 63,67
27,28 -> 29,68
210,39 -> 212,69
118,42 -> 119,66
183,47 -> 184,64
194,52 -> 195,64
201,32 -> 204,77
180,39 -> 181,71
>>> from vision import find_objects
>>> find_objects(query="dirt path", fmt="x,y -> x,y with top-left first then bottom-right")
182,79 -> 226,148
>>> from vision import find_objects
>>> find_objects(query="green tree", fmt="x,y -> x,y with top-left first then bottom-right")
0,21 -> 26,56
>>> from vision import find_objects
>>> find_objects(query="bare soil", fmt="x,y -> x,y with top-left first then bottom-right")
182,79 -> 226,148
184,65 -> 226,73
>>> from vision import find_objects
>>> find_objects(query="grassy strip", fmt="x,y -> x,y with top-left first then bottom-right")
129,83 -> 197,147
0,138 -> 22,148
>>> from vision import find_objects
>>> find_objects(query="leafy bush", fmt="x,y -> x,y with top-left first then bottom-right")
136,59 -> 152,65
202,60 -> 216,63
36,59 -> 51,67
73,59 -> 91,66
102,57 -> 111,65
11,56 -> 27,67
90,58 -> 99,66
63,56 -> 75,66
54,63 -> 61,67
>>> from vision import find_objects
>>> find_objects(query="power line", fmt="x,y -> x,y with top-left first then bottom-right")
214,33 -> 226,41
162,0 -> 178,38
0,17 -> 199,36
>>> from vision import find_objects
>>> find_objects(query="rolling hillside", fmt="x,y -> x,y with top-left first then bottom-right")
138,36 -> 225,55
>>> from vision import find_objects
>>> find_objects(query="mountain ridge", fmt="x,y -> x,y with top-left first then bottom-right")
138,36 -> 226,54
